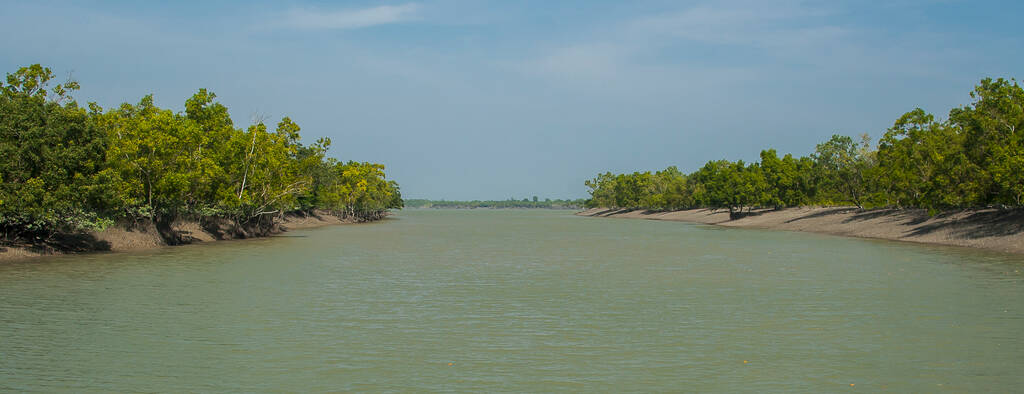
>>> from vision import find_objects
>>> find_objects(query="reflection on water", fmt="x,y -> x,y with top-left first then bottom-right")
1,209 -> 1022,391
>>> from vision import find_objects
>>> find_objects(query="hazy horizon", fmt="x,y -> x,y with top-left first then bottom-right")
3,0 -> 1022,200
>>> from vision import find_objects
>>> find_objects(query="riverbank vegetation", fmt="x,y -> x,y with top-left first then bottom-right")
585,78 -> 1024,214
1,64 -> 402,246
405,198 -> 586,209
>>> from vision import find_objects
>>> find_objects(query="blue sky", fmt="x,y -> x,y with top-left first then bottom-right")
2,0 -> 1022,200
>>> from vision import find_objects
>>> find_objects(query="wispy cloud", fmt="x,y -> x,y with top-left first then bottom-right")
516,0 -> 855,83
627,1 -> 847,50
283,3 -> 419,30
528,43 -> 629,80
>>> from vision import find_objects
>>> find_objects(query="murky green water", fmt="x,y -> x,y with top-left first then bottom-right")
1,209 -> 1023,392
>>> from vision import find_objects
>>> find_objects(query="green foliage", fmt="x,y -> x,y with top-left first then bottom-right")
950,78 -> 1024,205
875,108 -> 982,208
811,134 -> 873,208
1,64 -> 113,238
1,64 -> 402,244
584,77 -> 1023,212
584,172 -> 617,208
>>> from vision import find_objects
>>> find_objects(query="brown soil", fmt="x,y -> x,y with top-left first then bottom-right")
0,210 -> 368,263
577,207 -> 1024,254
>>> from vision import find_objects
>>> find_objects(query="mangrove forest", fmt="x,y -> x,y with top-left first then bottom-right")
584,77 -> 1024,213
0,64 -> 403,245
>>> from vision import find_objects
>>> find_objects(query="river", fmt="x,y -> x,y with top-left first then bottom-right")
1,209 -> 1022,391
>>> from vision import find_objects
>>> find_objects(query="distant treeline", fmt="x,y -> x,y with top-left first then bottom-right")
585,77 -> 1024,213
1,64 -> 402,243
405,198 -> 586,209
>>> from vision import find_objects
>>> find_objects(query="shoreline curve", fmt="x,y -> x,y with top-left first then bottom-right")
577,207 -> 1024,255
0,210 -> 384,263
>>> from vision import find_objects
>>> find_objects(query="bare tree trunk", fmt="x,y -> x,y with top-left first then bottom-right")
238,128 -> 258,199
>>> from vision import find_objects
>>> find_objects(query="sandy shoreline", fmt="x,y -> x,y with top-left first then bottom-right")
0,211 -> 368,263
577,207 -> 1024,255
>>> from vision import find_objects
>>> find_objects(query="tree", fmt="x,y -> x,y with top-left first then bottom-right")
875,108 -> 982,209
812,134 -> 873,208
1,63 -> 403,246
219,119 -> 308,225
584,172 -> 618,208
99,95 -> 219,219
0,64 -> 111,240
760,149 -> 804,208
950,78 -> 1024,205
645,166 -> 689,210
689,160 -> 734,210
581,77 -> 1022,213
612,172 -> 652,209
